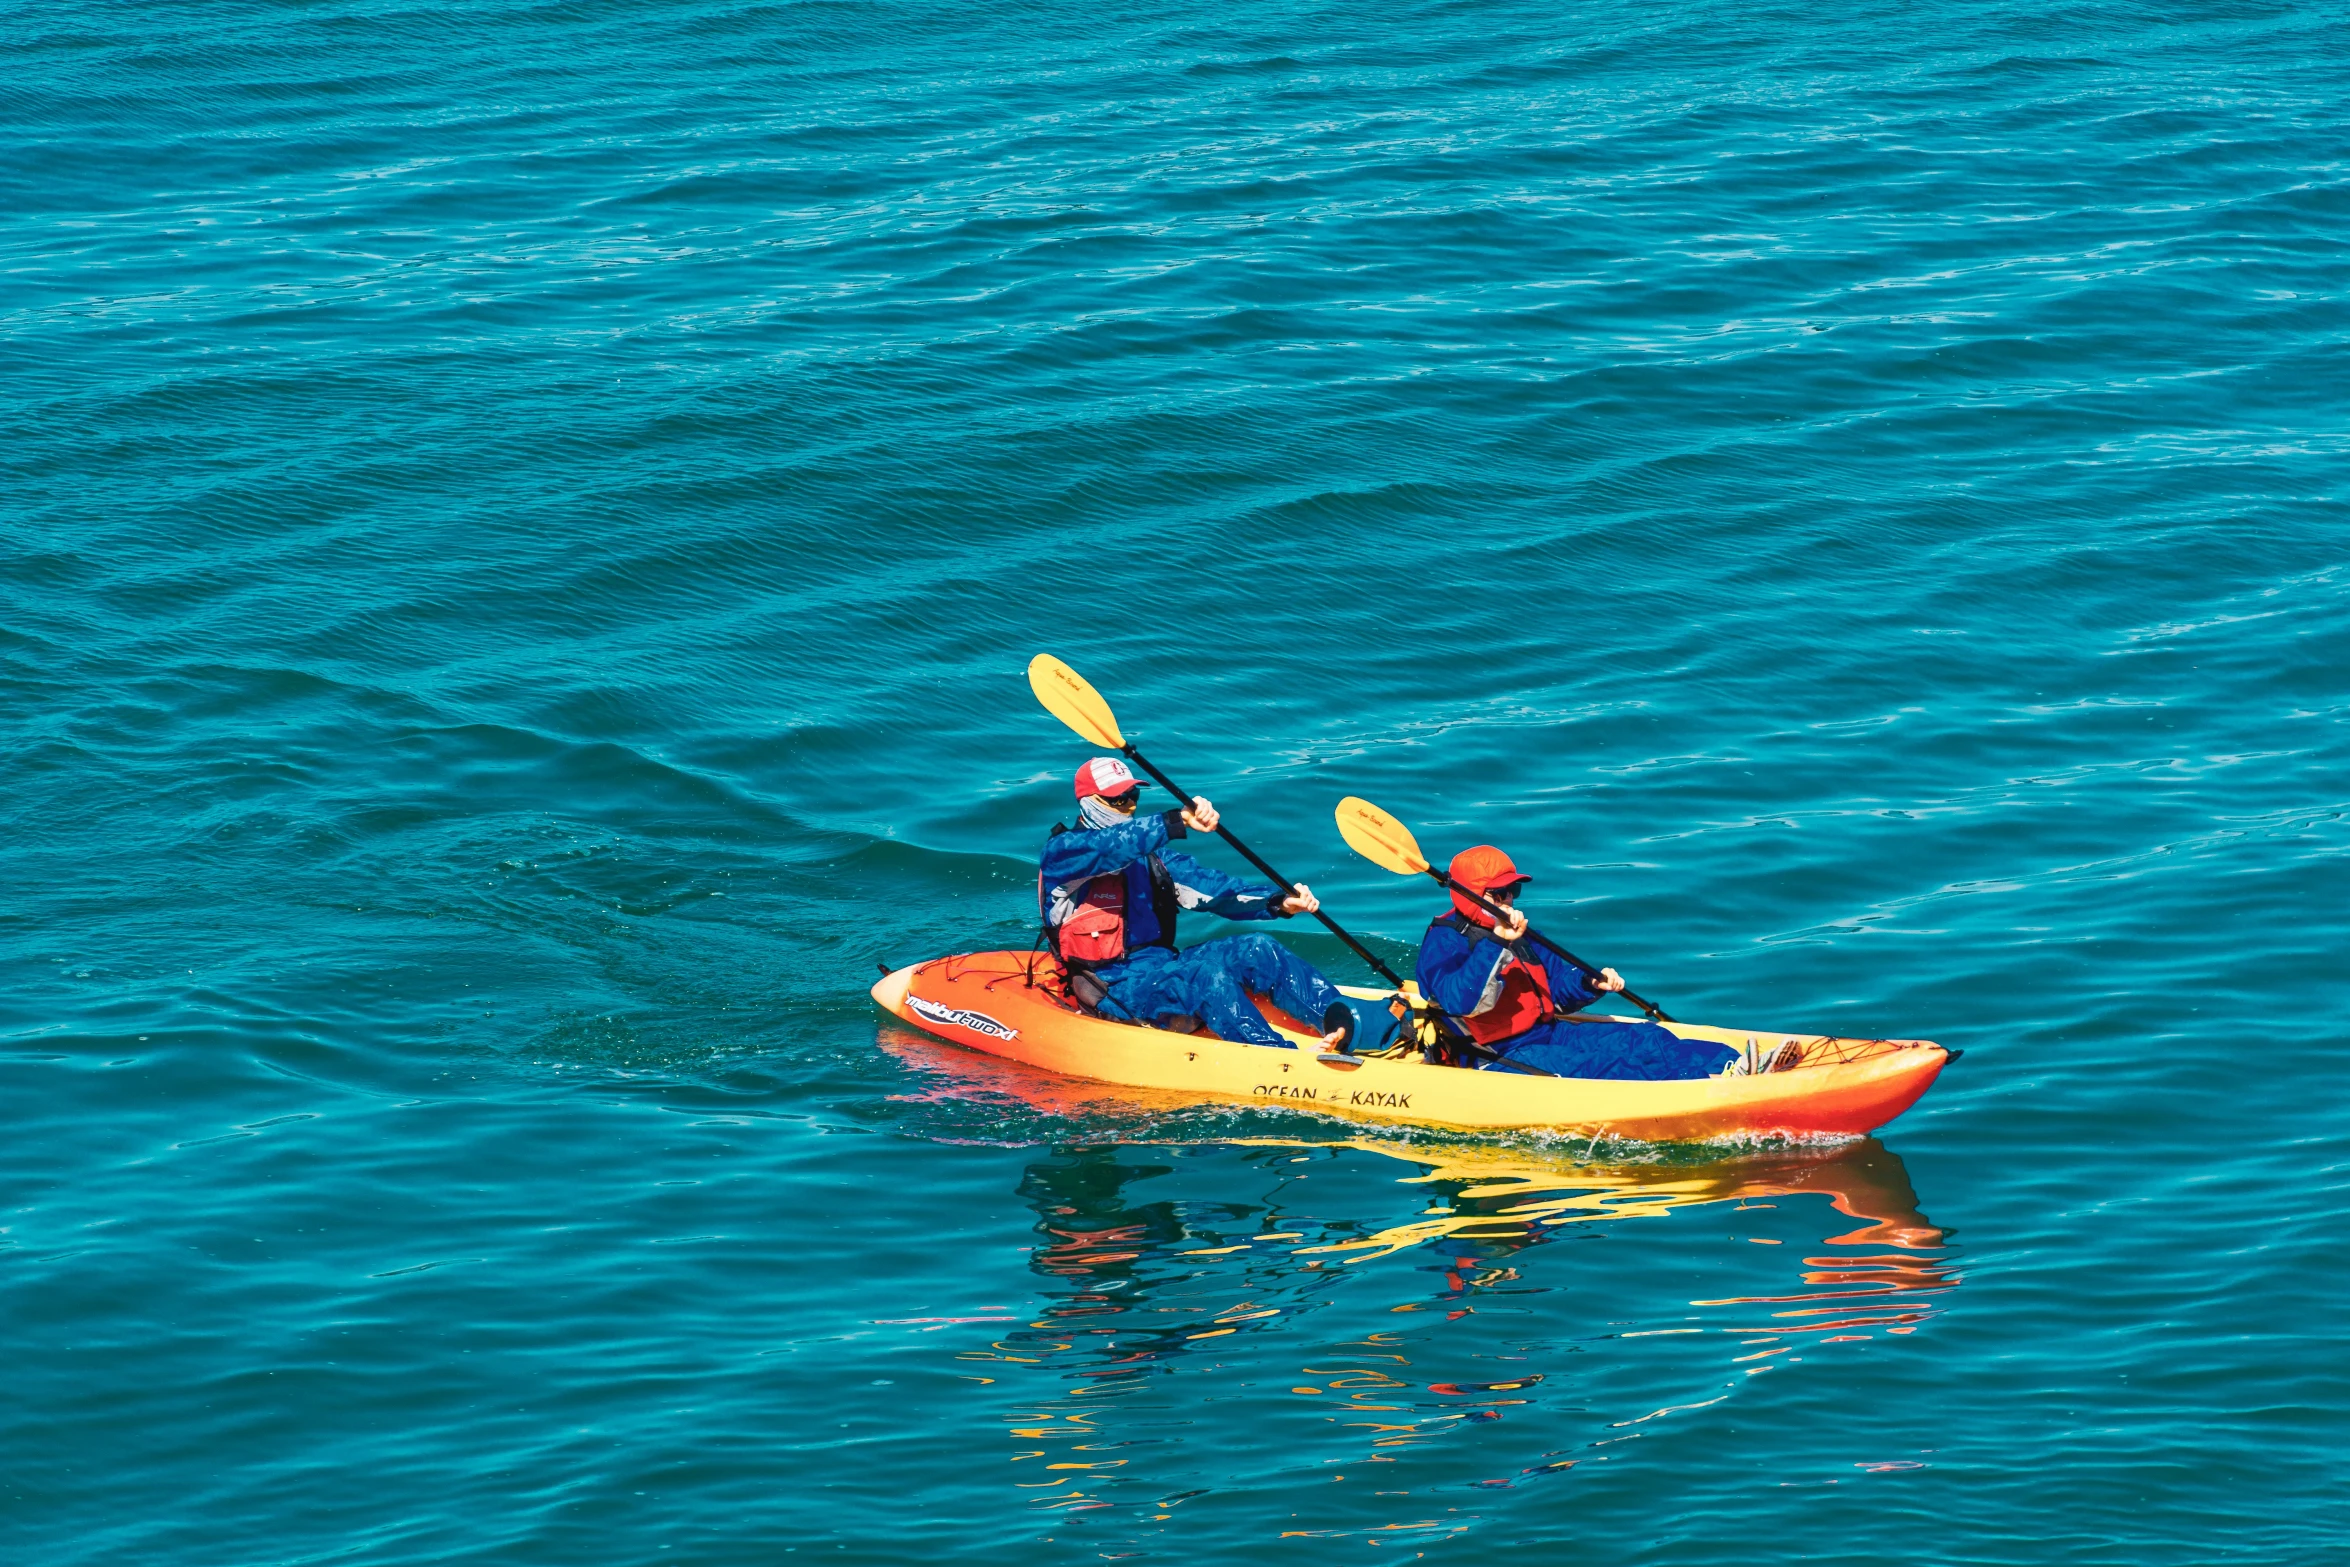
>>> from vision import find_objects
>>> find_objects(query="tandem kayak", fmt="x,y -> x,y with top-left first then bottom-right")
872,951 -> 1951,1142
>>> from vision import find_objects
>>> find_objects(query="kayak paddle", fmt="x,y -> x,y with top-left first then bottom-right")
1334,794 -> 1675,1023
1025,656 -> 1552,1073
1027,654 -> 1408,991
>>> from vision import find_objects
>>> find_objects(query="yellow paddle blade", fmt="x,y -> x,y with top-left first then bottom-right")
1027,654 -> 1124,748
1335,796 -> 1430,877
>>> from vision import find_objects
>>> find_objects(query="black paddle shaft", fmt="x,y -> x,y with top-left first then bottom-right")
1425,869 -> 1675,1024
1116,744 -> 1554,1075
1118,744 -> 1404,988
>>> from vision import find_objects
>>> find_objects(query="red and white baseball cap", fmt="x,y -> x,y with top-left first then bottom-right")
1074,756 -> 1147,800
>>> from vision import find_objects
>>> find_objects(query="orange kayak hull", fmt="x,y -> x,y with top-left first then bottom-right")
873,951 -> 1949,1142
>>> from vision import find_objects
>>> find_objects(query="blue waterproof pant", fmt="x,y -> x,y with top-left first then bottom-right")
1486,1018 -> 1738,1080
1096,935 -> 1343,1048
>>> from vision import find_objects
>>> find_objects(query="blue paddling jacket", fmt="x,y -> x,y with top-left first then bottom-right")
1039,809 -> 1287,967
1415,915 -> 1604,1044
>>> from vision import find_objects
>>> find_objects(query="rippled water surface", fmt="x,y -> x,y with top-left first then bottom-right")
6,1 -> 2347,1561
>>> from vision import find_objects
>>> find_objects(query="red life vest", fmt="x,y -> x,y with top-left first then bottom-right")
1036,825 -> 1181,971
1463,957 -> 1553,1044
1436,913 -> 1555,1044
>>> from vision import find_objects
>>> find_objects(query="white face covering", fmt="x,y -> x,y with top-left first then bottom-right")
1078,793 -> 1140,831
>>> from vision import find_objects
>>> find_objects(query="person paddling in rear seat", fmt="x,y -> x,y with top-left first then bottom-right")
1041,757 -> 1357,1051
1416,846 -> 1756,1079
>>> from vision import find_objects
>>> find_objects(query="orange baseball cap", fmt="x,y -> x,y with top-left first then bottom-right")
1447,845 -> 1530,923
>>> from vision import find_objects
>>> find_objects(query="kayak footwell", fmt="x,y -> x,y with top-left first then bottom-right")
871,951 -> 1948,1140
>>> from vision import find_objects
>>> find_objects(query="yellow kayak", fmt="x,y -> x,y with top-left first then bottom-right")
872,951 -> 1950,1142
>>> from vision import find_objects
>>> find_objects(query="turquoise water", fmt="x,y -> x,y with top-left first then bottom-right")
7,0 -> 2347,1560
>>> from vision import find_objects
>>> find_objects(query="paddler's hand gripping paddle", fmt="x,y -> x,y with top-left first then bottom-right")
1334,795 -> 1675,1024
1026,655 -> 1553,1074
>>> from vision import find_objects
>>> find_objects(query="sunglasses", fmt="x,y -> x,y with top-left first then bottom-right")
1101,789 -> 1143,809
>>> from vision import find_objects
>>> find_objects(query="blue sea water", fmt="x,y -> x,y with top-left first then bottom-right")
5,0 -> 2347,1560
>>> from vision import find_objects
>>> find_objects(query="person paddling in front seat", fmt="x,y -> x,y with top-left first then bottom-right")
1416,846 -> 1763,1079
1042,757 -> 1357,1051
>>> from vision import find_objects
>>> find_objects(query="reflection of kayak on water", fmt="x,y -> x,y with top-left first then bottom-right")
880,1027 -> 1957,1351
882,1022 -> 1945,1256
895,1047 -> 1959,1508
873,950 -> 1952,1142
1275,1132 -> 1948,1260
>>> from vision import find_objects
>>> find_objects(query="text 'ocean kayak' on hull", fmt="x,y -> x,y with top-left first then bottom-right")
873,951 -> 1950,1141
